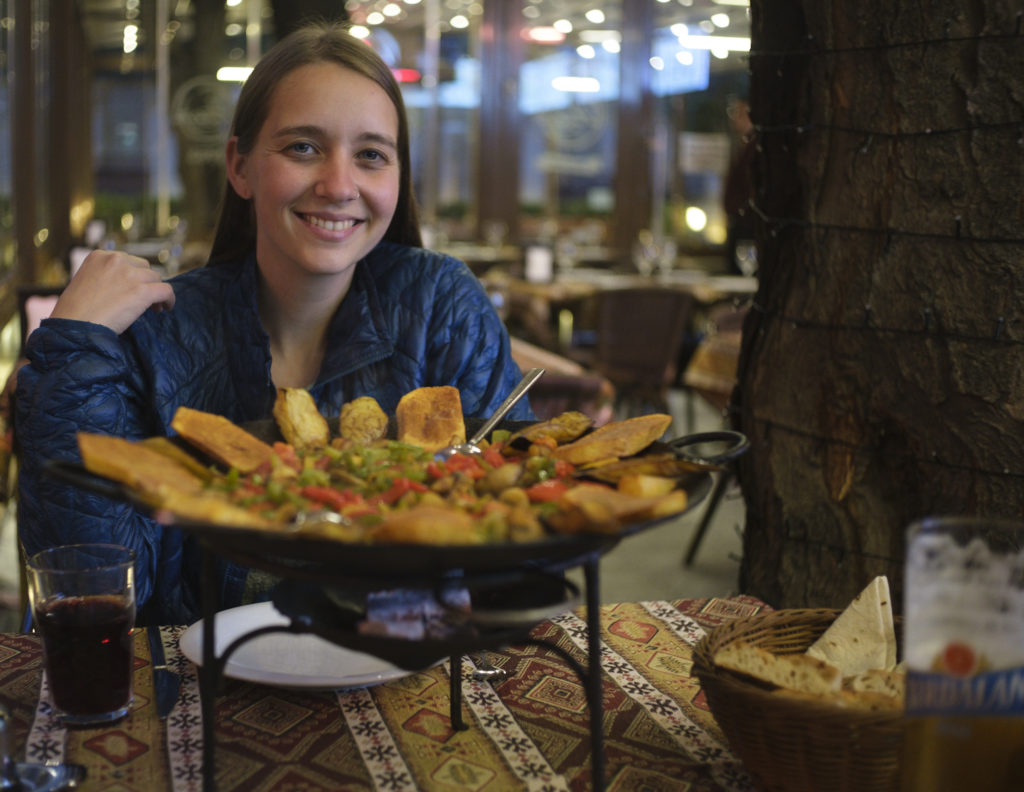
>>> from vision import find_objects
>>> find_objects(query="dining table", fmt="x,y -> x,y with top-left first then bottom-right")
0,595 -> 768,792
483,267 -> 757,356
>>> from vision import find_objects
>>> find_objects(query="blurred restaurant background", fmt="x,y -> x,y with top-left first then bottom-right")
0,0 -> 755,288
6,0 -> 1016,620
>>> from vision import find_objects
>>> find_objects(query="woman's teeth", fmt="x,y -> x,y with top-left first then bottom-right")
306,215 -> 356,231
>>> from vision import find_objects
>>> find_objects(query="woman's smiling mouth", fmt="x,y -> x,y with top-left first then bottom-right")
302,214 -> 359,232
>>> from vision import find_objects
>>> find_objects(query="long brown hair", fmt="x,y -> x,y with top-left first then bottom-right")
208,21 -> 422,265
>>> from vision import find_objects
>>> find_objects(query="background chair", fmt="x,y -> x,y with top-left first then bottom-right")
509,336 -> 616,424
582,287 -> 698,427
680,304 -> 748,566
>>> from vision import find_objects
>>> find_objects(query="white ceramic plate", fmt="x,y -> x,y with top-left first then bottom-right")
179,601 -> 412,690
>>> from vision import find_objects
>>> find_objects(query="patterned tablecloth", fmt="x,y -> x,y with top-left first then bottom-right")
0,596 -> 767,792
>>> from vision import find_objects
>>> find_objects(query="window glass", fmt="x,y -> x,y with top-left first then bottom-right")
517,1 -> 622,248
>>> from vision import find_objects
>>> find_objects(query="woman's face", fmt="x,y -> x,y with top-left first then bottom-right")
226,62 -> 400,284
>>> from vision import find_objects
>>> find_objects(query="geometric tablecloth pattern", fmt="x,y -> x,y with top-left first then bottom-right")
0,596 -> 766,791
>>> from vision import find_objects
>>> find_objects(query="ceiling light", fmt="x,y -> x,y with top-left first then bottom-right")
577,44 -> 596,58
670,23 -> 689,37
713,0 -> 750,5
383,3 -> 402,17
649,56 -> 665,70
349,25 -> 371,39
366,11 -> 385,24
685,206 -> 707,232
585,9 -> 605,23
553,18 -> 573,33
451,14 -> 469,29
122,23 -> 138,54
552,76 -> 600,93
711,13 -> 730,27
528,27 -> 565,43
676,50 -> 694,65
601,39 -> 620,54
217,66 -> 253,82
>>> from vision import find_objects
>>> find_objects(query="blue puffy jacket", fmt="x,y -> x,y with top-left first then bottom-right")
16,241 -> 532,625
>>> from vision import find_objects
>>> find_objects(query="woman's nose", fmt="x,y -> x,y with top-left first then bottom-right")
315,155 -> 360,202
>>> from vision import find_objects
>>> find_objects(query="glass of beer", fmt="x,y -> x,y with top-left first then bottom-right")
27,543 -> 137,726
901,516 -> 1024,791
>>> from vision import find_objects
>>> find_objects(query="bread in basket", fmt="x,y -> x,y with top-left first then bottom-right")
692,608 -> 904,792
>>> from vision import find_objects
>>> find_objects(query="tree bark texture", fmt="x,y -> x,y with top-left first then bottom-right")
735,1 -> 1024,610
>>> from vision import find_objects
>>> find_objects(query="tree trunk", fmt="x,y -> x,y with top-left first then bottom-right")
736,0 -> 1024,610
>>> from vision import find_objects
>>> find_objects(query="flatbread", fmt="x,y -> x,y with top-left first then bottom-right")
714,641 -> 842,696
806,576 -> 897,675
842,668 -> 906,704
553,413 -> 672,465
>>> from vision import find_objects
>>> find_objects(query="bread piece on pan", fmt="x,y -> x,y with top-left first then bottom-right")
171,406 -> 274,473
273,387 -> 329,451
78,432 -> 204,505
79,432 -> 275,529
339,395 -> 389,446
395,386 -> 466,452
553,413 -> 672,466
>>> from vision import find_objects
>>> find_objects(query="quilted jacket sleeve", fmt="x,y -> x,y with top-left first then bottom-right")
14,318 -> 195,623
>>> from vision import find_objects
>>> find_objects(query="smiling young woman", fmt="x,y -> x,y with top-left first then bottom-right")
15,21 -> 533,625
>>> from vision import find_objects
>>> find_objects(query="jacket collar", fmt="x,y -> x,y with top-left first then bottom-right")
229,248 -> 396,392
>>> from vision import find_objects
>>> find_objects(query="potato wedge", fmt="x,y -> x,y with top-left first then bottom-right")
274,387 -> 329,451
369,504 -> 481,544
339,395 -> 389,446
617,473 -> 678,497
557,480 -> 685,523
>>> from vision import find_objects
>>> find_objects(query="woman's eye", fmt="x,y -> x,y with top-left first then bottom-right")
288,141 -> 315,156
359,149 -> 389,164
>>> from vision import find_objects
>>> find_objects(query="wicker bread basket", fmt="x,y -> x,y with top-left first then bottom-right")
691,608 -> 904,792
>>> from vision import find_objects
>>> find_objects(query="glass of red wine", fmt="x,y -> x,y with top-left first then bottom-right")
27,543 -> 136,726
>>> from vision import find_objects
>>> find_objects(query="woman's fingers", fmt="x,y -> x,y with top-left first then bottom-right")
49,250 -> 176,334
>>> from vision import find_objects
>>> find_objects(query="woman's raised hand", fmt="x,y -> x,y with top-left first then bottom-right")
50,250 -> 177,335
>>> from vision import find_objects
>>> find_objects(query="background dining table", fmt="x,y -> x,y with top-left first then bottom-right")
0,596 -> 767,792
